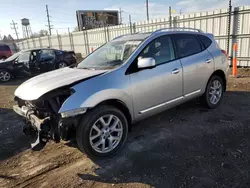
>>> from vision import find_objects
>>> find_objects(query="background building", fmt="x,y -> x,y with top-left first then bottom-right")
76,10 -> 119,31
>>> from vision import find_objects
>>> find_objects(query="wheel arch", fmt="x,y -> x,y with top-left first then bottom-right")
0,68 -> 13,77
209,69 -> 227,91
95,99 -> 132,130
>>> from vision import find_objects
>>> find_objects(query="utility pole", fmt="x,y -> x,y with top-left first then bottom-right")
119,8 -> 123,24
180,9 -> 182,15
10,20 -> 19,40
169,6 -> 172,27
146,0 -> 149,21
46,5 -> 52,35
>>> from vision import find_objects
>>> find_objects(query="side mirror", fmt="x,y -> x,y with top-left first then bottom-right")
137,57 -> 156,69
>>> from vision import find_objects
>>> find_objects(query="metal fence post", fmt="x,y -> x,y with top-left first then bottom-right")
129,15 -> 132,34
227,0 -> 232,54
39,37 -> 43,48
231,7 -> 240,65
47,35 -> 51,48
84,30 -> 90,55
68,27 -> 72,50
71,33 -> 75,51
133,23 -> 136,33
56,30 -> 61,50
106,26 -> 110,42
27,39 -> 29,49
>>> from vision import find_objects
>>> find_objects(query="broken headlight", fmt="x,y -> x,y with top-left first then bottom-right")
60,108 -> 87,118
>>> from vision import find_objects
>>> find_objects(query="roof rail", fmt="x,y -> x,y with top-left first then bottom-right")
112,32 -> 140,41
153,27 -> 203,34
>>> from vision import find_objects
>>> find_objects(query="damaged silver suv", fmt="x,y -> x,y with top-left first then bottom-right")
13,28 -> 229,158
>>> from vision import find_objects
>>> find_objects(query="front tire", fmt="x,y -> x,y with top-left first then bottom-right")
202,75 -> 224,109
0,69 -> 12,82
76,105 -> 128,158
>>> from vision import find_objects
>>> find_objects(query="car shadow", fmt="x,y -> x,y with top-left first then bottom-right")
0,78 -> 27,86
0,108 -> 30,161
76,91 -> 250,187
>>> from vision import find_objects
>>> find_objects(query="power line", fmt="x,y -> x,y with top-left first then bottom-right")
46,5 -> 53,35
10,20 -> 19,40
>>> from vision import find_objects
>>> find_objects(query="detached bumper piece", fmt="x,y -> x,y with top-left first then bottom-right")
13,105 -> 51,151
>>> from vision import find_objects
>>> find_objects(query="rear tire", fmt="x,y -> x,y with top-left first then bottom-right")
76,105 -> 128,159
58,62 -> 67,69
202,75 -> 224,109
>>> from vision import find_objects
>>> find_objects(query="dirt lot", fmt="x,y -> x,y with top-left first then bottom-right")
0,70 -> 250,188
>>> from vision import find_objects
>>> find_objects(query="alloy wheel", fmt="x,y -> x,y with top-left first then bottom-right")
89,114 -> 123,153
209,80 -> 222,105
0,71 -> 11,82
59,62 -> 67,68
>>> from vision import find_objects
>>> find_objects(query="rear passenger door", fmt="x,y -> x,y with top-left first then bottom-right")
172,34 -> 214,97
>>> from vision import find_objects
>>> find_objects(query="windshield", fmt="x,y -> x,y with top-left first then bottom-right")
77,40 -> 142,70
5,51 -> 22,61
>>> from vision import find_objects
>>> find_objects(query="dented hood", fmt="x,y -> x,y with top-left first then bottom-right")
15,67 -> 107,100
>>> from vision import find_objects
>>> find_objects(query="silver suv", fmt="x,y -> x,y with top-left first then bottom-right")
13,28 -> 229,158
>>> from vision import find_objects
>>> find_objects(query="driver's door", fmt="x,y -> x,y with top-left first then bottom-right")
13,51 -> 31,76
129,35 -> 183,120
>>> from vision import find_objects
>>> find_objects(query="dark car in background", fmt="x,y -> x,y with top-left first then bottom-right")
0,48 -> 76,82
0,43 -> 19,60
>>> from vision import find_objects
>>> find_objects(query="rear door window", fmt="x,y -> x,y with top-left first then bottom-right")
39,50 -> 55,60
198,35 -> 212,49
173,34 -> 202,58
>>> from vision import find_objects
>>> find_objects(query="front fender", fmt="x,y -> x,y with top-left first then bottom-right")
58,68 -> 133,119
59,89 -> 133,114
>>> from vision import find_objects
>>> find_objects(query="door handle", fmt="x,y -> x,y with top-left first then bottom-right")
172,68 -> 180,74
205,59 -> 212,64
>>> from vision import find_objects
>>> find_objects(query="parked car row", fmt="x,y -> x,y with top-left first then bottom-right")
12,27 -> 229,158
0,43 -> 19,60
0,48 -> 77,82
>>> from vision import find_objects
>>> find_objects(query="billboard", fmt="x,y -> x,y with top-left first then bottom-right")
76,10 -> 119,31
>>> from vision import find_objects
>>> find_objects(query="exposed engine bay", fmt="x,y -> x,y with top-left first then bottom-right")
13,87 -> 79,150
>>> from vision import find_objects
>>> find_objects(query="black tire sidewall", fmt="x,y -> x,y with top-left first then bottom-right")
205,76 -> 224,109
76,105 -> 128,158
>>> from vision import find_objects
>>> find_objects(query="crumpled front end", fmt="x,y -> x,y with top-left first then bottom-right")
13,88 -> 80,150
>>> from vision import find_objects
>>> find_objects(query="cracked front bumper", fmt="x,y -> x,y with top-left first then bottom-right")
13,105 -> 50,150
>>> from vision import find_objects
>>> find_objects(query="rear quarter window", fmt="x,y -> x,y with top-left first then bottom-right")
173,34 -> 202,58
198,35 -> 212,49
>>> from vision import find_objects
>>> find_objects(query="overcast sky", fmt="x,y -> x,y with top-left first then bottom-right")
0,0 -> 249,38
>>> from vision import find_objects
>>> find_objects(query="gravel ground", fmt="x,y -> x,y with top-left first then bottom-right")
0,70 -> 250,188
